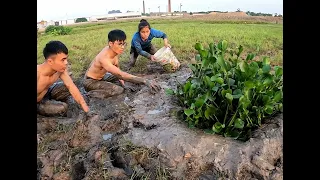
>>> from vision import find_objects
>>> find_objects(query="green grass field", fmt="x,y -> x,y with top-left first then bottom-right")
37,18 -> 283,79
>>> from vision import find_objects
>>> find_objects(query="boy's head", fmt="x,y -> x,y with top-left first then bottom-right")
43,41 -> 69,72
108,29 -> 127,54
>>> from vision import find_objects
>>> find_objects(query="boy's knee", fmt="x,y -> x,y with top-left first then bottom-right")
114,86 -> 124,95
37,100 -> 68,117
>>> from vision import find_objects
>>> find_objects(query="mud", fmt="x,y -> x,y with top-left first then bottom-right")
37,64 -> 283,180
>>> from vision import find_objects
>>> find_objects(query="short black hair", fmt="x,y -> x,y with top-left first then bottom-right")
138,19 -> 151,32
43,40 -> 68,59
108,29 -> 126,42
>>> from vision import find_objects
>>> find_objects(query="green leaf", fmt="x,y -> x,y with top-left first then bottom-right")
263,76 -> 273,86
188,64 -> 197,72
273,91 -> 282,102
234,118 -> 244,129
262,56 -> 270,65
209,43 -> 215,53
190,103 -> 195,109
264,105 -> 273,114
262,64 -> 271,73
262,95 -> 271,105
212,122 -> 223,133
184,109 -> 195,116
204,129 -> 215,134
239,61 -> 249,72
277,103 -> 283,112
190,83 -> 197,90
232,89 -> 242,99
221,40 -> 228,51
209,56 -> 217,64
210,75 -> 217,81
191,78 -> 201,85
239,96 -> 251,109
165,88 -> 174,95
217,55 -> 227,71
244,81 -> 255,89
228,78 -> 235,86
212,86 -> 219,92
183,81 -> 191,93
195,54 -> 201,61
225,93 -> 233,104
250,61 -> 259,69
221,89 -> 232,97
275,66 -> 283,77
195,43 -> 204,51
236,45 -> 243,57
246,53 -> 255,61
225,129 -> 240,139
195,98 -> 205,108
205,106 -> 216,119
199,50 -> 209,58
204,76 -> 215,88
215,77 -> 224,84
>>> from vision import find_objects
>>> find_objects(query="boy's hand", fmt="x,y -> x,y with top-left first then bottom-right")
124,84 -> 137,92
145,79 -> 161,93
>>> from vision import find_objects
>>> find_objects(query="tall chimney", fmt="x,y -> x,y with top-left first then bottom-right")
168,0 -> 171,13
143,0 -> 145,14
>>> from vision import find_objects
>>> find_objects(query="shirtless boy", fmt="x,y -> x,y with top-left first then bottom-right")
37,40 -> 89,116
83,29 -> 161,99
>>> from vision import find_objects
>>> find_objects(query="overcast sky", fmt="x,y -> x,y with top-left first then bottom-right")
37,0 -> 283,21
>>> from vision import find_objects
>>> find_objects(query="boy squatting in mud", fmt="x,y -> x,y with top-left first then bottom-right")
83,29 -> 161,98
37,40 -> 90,116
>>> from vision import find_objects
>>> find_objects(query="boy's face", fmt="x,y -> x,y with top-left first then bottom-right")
109,40 -> 127,54
47,53 -> 68,72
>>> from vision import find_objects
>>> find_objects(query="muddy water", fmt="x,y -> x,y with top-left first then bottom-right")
37,65 -> 283,179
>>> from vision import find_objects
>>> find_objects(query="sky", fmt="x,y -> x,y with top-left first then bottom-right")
37,0 -> 283,21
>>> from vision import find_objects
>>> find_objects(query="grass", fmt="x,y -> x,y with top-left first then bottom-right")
37,18 -> 283,79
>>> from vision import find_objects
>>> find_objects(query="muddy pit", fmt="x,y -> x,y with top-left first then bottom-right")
37,64 -> 283,180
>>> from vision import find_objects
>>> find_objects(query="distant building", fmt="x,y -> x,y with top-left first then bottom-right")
90,12 -> 141,20
37,20 -> 48,29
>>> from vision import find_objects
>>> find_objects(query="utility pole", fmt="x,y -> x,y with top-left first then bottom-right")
180,3 -> 182,13
158,6 -> 160,15
65,13 -> 68,24
149,8 -> 150,14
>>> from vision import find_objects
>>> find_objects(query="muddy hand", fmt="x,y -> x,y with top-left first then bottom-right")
86,109 -> 98,117
124,85 -> 137,92
146,79 -> 161,93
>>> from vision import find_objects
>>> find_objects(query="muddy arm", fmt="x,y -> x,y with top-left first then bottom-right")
114,60 -> 125,86
101,59 -> 147,84
60,70 -> 89,112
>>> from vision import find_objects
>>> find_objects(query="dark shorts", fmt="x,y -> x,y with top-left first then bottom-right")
37,81 -> 70,116
83,73 -> 124,98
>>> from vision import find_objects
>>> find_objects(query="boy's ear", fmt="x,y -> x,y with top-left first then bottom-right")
47,58 -> 54,65
108,41 -> 113,47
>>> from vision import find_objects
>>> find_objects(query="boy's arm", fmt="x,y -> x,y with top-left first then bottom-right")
60,70 -> 89,112
101,59 -> 146,84
101,59 -> 161,92
114,60 -> 125,86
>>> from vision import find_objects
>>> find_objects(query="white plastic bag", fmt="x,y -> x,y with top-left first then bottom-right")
153,47 -> 180,71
